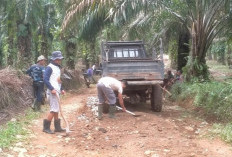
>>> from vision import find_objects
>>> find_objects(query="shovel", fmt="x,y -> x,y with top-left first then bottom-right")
116,106 -> 140,117
158,84 -> 172,96
56,93 -> 72,136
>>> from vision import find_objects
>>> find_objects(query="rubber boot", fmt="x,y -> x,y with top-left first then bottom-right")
54,119 -> 66,132
32,99 -> 37,110
43,119 -> 54,134
41,96 -> 45,105
35,102 -> 41,111
109,104 -> 116,118
98,104 -> 103,120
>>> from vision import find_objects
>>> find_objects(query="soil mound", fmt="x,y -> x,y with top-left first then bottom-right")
0,67 -> 86,125
0,67 -> 34,124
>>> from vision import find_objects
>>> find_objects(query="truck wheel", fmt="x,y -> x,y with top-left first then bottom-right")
151,85 -> 163,112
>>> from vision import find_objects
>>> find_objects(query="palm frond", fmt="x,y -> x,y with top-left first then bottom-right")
62,0 -> 154,32
62,0 -> 113,32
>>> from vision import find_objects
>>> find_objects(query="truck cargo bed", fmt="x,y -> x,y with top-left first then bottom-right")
103,60 -> 164,81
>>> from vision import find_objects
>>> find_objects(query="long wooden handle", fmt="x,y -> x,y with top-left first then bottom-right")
56,93 -> 70,133
116,106 -> 136,116
158,84 -> 172,96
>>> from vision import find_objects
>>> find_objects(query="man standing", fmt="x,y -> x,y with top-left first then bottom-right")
97,76 -> 126,119
87,65 -> 96,83
92,64 -> 96,75
43,51 -> 65,134
26,55 -> 46,111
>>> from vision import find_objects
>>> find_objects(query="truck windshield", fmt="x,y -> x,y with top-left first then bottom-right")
111,48 -> 140,59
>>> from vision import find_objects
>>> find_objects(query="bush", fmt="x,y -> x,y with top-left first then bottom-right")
221,123 -> 232,143
171,81 -> 232,121
0,67 -> 34,125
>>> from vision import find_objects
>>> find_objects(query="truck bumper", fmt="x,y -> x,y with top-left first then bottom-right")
127,80 -> 163,85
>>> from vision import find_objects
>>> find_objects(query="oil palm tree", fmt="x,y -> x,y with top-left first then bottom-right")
62,0 -> 231,80
15,0 -> 41,68
0,0 -> 18,66
1,0 -> 60,68
162,0 -> 231,80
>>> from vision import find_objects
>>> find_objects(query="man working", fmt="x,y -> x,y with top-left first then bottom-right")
97,76 -> 126,119
26,55 -> 46,111
43,51 -> 65,134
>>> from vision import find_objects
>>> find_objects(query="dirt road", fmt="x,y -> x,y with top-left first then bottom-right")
2,86 -> 232,157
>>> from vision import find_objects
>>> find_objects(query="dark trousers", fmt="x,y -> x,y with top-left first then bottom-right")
97,83 -> 116,104
33,81 -> 44,102
87,75 -> 96,83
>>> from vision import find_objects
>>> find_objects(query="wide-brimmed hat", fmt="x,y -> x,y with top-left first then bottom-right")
37,55 -> 46,62
50,51 -> 64,60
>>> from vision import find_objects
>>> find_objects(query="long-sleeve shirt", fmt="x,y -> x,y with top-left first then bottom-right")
26,63 -> 45,82
87,68 -> 93,77
44,62 -> 63,92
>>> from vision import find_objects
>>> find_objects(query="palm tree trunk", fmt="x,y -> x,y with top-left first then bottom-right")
0,42 -> 3,68
17,22 -> 32,69
90,40 -> 97,64
6,3 -> 16,66
227,42 -> 232,67
186,22 -> 209,81
41,34 -> 49,58
207,46 -> 213,60
7,37 -> 15,66
177,28 -> 190,71
65,41 -> 76,69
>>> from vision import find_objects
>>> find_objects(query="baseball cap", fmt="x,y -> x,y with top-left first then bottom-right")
37,55 -> 46,62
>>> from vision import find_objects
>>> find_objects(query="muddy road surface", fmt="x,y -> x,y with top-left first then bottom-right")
2,86 -> 232,157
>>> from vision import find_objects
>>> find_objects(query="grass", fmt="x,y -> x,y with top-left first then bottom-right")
171,82 -> 232,144
221,123 -> 232,143
207,60 -> 231,73
170,60 -> 232,144
0,109 -> 40,148
207,60 -> 232,81
209,123 -> 232,144
171,81 -> 232,121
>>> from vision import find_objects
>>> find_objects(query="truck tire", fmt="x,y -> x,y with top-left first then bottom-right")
151,85 -> 163,112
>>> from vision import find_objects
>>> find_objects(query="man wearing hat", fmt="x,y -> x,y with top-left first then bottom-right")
26,55 -> 47,111
43,51 -> 65,134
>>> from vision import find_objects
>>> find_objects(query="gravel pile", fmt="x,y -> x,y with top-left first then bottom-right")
86,96 -> 99,116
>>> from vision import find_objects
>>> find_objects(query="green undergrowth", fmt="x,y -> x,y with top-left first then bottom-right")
170,81 -> 232,143
171,81 -> 232,121
210,123 -> 232,144
0,109 -> 40,148
207,60 -> 232,80
207,60 -> 232,74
